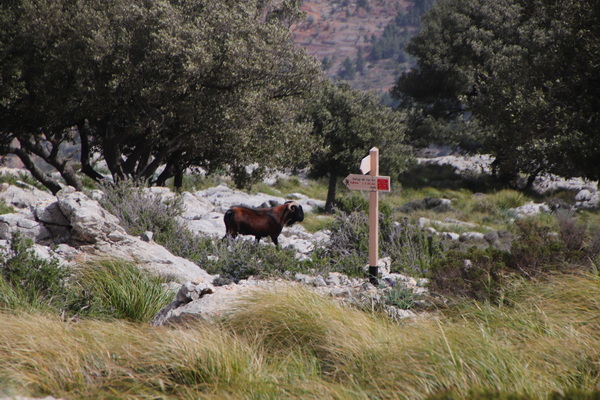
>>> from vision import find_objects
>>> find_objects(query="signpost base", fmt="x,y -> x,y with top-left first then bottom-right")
368,266 -> 379,286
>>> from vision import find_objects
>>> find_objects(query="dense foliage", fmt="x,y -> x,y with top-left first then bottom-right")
394,0 -> 600,185
0,0 -> 320,192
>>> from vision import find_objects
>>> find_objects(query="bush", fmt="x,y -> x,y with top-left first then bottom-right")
335,193 -> 370,214
428,213 -> 600,303
383,286 -> 420,310
386,218 -> 445,276
99,179 -> 182,238
98,179 -> 215,265
510,218 -> 567,276
0,232 -> 70,312
206,239 -> 303,283
326,211 -> 444,277
429,247 -> 511,303
510,215 -> 600,276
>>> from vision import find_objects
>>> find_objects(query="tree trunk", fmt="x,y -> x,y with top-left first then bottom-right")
78,125 -> 105,183
174,171 -> 183,189
20,136 -> 84,191
12,148 -> 63,194
325,172 -> 337,213
524,167 -> 543,191
59,161 -> 84,191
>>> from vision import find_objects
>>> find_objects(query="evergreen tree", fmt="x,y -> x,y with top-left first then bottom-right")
339,57 -> 356,80
393,0 -> 600,183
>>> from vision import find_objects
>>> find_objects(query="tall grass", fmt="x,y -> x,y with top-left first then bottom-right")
74,259 -> 174,322
1,275 -> 600,399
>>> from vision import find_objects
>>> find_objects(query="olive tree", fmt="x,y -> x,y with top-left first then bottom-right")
0,0 -> 320,193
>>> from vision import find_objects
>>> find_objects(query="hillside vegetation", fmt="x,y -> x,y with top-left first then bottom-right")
1,0 -> 599,395
1,169 -> 600,399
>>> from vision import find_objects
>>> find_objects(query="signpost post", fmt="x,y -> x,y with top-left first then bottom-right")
343,147 -> 390,285
368,147 -> 380,285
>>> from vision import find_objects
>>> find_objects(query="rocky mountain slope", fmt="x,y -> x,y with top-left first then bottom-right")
293,0 -> 410,92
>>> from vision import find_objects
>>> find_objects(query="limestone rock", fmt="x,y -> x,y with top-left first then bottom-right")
0,183 -> 55,214
78,235 -> 213,283
510,201 -> 551,218
0,213 -> 52,241
56,187 -> 125,244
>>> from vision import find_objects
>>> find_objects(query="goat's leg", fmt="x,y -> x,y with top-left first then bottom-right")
223,231 -> 238,241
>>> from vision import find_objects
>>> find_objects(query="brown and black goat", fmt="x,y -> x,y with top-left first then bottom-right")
223,201 -> 304,246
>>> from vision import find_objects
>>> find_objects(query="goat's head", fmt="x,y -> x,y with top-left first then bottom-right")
284,201 -> 304,226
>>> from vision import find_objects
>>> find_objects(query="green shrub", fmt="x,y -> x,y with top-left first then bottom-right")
335,193 -> 392,216
429,247 -> 511,303
328,211 -> 370,256
0,232 -> 69,312
206,240 -> 303,283
98,179 -> 215,265
98,179 -> 182,238
326,211 -> 444,277
510,218 -> 567,276
386,217 -> 445,276
335,193 -> 370,214
510,215 -> 600,276
428,213 -> 600,303
383,286 -> 420,310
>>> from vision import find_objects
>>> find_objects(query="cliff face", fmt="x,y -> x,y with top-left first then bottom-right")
293,0 -> 410,93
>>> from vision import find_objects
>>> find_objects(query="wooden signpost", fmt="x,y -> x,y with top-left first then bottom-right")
343,147 -> 390,285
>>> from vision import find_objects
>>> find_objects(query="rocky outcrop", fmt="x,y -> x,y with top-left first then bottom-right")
56,187 -> 125,244
0,184 -> 212,283
152,257 -> 429,326
0,179 -> 329,283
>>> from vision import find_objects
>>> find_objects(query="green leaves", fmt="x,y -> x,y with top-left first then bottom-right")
304,81 -> 410,210
0,0 -> 320,191
395,0 -> 600,183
